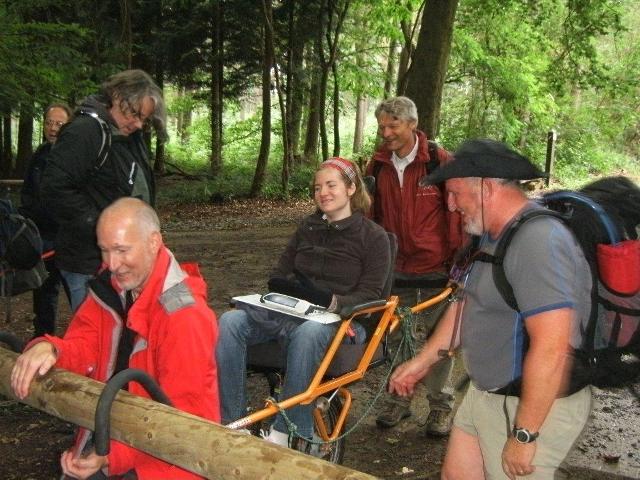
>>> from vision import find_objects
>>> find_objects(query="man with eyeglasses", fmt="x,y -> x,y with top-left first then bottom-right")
40,70 -> 167,312
20,103 -> 73,337
389,140 -> 592,480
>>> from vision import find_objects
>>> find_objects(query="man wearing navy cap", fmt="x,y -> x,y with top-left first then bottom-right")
390,139 -> 593,479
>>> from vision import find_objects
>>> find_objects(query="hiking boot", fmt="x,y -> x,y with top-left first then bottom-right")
376,402 -> 411,428
424,409 -> 453,437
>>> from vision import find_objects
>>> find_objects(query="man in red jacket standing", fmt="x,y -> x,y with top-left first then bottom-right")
367,96 -> 464,436
11,197 -> 219,479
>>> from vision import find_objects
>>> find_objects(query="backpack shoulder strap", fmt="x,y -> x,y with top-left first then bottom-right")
77,108 -> 112,171
475,209 -> 565,312
426,140 -> 440,174
371,140 -> 444,186
372,160 -> 383,182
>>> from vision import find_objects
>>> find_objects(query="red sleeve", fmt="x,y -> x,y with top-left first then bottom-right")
44,300 -> 102,376
154,305 -> 219,421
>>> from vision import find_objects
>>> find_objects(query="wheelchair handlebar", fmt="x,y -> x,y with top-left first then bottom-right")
339,300 -> 387,319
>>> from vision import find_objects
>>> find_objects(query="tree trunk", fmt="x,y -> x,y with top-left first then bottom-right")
16,106 -> 33,178
249,8 -> 273,198
209,0 -> 224,178
153,57 -> 166,175
283,0 -> 296,176
353,94 -> 366,156
182,109 -> 192,143
176,107 -> 183,141
318,64 -> 330,161
0,349 -> 376,480
177,87 -> 193,144
289,5 -> 306,163
0,120 -> 3,177
154,138 -> 165,174
396,19 -> 413,96
303,55 -> 322,164
383,37 -> 398,99
2,114 -> 11,176
120,0 -> 133,68
405,0 -> 459,138
263,0 -> 292,195
331,62 -> 340,158
317,0 -> 350,162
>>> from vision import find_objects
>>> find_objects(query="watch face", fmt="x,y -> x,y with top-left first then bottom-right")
515,430 -> 529,443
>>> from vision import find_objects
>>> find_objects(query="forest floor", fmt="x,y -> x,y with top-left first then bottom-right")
0,190 -> 639,479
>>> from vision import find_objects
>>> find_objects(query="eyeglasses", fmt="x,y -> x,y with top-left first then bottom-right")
45,120 -> 66,128
121,101 -> 150,123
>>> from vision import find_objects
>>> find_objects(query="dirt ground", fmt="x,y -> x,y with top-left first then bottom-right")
1,195 -> 639,479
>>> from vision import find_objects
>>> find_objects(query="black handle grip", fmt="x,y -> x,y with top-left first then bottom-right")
339,299 -> 387,319
95,368 -> 173,456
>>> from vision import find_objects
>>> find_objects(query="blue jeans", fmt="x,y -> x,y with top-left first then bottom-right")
60,270 -> 93,312
216,307 -> 365,438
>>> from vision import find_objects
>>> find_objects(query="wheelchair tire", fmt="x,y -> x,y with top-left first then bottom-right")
294,396 -> 345,464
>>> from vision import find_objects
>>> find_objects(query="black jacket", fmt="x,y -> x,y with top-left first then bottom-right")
40,95 -> 155,274
20,142 -> 58,242
271,211 -> 391,311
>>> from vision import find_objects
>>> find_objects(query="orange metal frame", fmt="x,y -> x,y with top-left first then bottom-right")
226,286 -> 455,440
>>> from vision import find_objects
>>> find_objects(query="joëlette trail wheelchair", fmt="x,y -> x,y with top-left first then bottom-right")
225,232 -> 456,464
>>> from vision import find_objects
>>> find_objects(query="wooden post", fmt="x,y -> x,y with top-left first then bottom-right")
0,347 -> 374,480
545,130 -> 557,187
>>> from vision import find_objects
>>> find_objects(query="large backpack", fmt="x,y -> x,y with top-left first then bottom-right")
475,177 -> 640,394
0,198 -> 42,271
0,198 -> 47,301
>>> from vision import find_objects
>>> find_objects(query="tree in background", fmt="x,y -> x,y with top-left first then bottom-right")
250,0 -> 274,198
1,0 -> 638,196
404,0 -> 459,138
0,1 -> 89,176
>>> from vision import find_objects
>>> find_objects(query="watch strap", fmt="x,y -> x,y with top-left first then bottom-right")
512,426 -> 539,443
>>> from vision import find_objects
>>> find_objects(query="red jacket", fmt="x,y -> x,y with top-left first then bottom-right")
40,245 -> 219,479
367,130 -> 464,274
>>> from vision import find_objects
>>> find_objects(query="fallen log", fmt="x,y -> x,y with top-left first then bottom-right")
0,347 -> 375,479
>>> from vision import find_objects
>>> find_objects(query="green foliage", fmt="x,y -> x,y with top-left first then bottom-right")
0,4 -> 91,110
3,0 -> 639,197
163,98 -> 319,201
165,114 -> 212,168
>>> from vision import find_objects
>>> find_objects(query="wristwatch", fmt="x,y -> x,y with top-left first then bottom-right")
512,426 -> 539,443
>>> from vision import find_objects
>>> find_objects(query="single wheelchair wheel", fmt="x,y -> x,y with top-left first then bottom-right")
293,395 -> 345,464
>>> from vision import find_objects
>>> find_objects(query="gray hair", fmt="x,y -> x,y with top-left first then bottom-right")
375,96 -> 418,123
101,69 -> 168,140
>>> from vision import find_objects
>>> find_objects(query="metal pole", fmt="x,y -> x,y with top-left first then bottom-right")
545,130 -> 557,187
